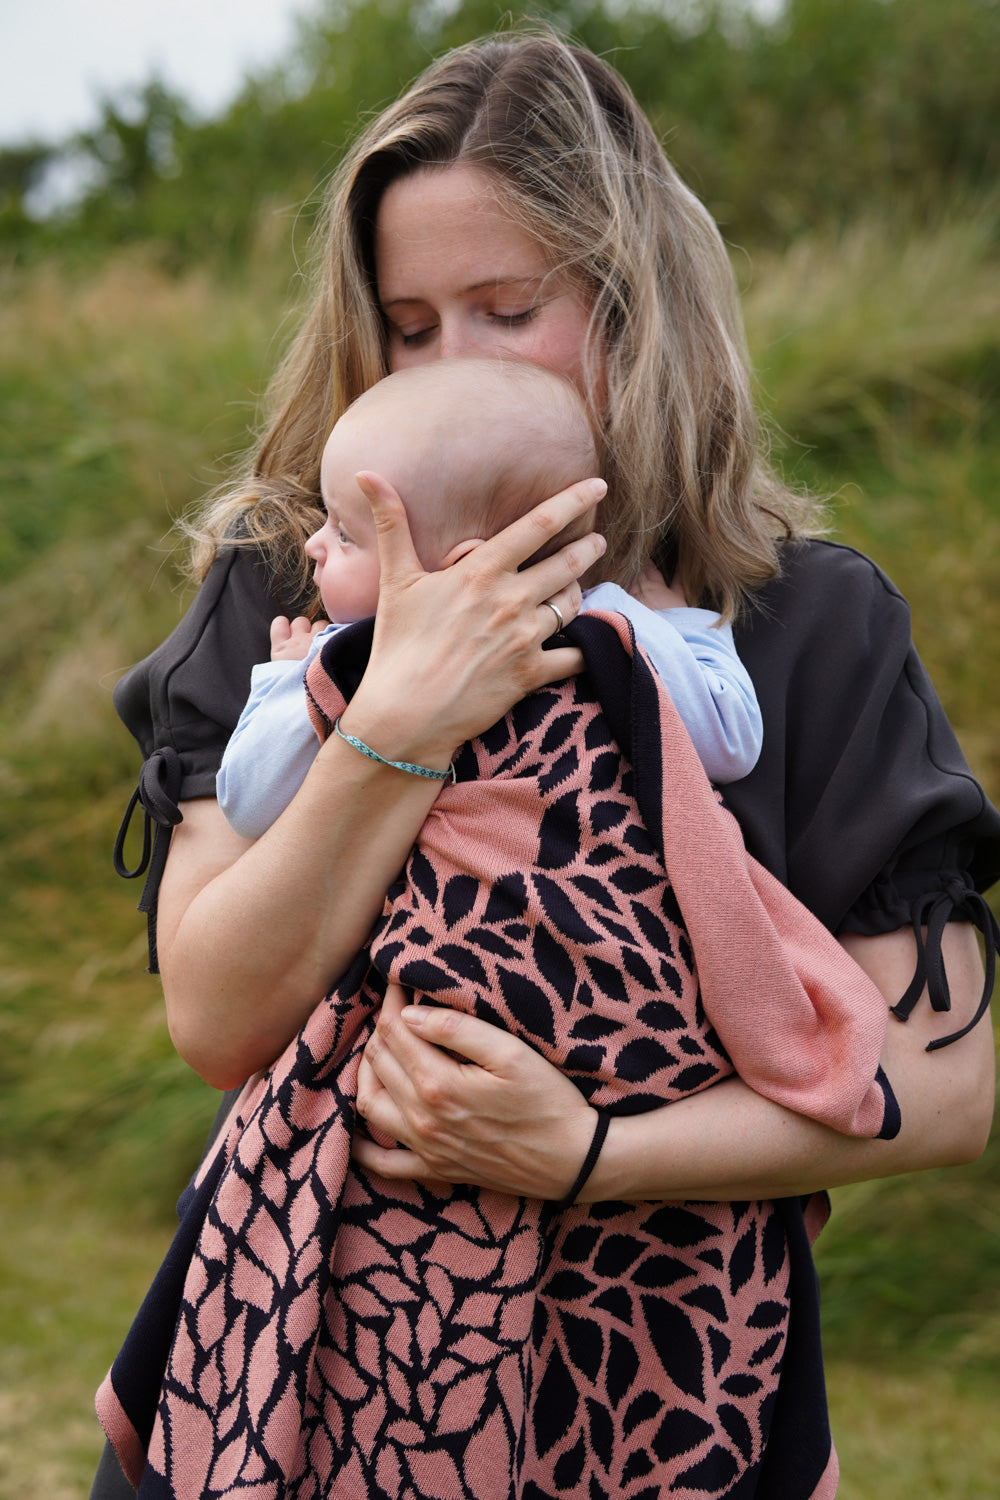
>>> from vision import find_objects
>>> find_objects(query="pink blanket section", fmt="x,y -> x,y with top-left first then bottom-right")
98,610 -> 888,1499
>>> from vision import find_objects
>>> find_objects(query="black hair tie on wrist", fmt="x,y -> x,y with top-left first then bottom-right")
557,1111 -> 610,1208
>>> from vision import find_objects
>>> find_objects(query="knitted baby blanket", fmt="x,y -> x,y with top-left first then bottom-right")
98,612 -> 896,1500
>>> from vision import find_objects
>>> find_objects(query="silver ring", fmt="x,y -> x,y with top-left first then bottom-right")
543,600 -> 565,634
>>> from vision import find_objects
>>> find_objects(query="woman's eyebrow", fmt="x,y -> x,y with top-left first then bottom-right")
381,275 -> 544,311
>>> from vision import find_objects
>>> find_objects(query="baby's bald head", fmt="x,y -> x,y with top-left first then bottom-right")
322,358 -> 600,569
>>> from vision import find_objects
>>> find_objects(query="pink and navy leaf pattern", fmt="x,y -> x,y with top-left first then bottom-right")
98,612 -> 891,1498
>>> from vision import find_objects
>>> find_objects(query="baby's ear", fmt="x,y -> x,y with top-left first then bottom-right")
438,537 -> 485,568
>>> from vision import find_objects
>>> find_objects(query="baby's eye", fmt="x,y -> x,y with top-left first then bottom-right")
337,526 -> 352,546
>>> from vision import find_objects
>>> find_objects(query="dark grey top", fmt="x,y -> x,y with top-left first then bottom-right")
113,536 -> 1000,938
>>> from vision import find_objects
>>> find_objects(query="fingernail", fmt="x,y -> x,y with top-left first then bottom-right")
587,479 -> 607,499
401,1006 -> 425,1026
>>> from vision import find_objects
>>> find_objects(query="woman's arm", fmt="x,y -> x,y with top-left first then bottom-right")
353,921 -> 995,1200
157,475 -> 607,1089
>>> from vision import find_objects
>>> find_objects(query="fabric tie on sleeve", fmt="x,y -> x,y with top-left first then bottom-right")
112,746 -> 184,972
891,873 -> 999,1049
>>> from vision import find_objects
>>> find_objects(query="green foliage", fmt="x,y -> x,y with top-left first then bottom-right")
825,1351 -> 1000,1499
740,207 -> 1000,786
0,254 -> 288,586
821,1153 -> 1000,1371
3,0 -> 998,267
742,207 -> 1000,450
0,140 -> 55,248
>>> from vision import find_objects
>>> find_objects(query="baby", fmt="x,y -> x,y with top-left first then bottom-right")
217,358 -> 762,836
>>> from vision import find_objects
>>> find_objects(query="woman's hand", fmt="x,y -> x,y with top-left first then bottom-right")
353,985 -> 597,1198
342,471 -> 607,768
352,925 -> 994,1202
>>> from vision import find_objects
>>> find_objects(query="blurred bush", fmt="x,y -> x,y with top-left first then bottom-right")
2,0 -> 998,268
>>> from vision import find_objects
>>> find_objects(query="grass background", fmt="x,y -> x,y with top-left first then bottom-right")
2,163 -> 999,1500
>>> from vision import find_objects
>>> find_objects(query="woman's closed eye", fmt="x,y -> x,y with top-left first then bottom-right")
489,307 -> 539,329
391,306 -> 539,346
397,324 -> 435,348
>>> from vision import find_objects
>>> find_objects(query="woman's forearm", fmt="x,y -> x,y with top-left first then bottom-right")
587,924 -> 995,1202
159,741 -> 444,1088
591,1023 -> 993,1201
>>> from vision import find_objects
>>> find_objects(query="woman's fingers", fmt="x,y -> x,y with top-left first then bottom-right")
356,1002 -> 425,1144
395,999 -> 539,1071
361,990 -> 468,1130
355,1043 -> 454,1188
536,582 -> 583,640
482,477 -> 607,589
523,528 -> 607,606
533,642 -> 587,685
360,468 -> 606,598
356,469 -> 425,587
351,1134 -> 451,1189
355,1048 -> 385,1119
358,985 -> 597,1198
534,580 -> 588,683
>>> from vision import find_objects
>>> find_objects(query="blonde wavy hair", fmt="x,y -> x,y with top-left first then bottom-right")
186,25 -> 821,619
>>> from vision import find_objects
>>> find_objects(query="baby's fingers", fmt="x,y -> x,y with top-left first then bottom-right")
269,615 -> 293,649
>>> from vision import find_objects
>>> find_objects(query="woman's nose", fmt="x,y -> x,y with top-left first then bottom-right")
438,318 -> 484,361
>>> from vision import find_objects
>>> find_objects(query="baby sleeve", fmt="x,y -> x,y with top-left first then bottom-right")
216,628 -> 337,840
581,580 -> 763,783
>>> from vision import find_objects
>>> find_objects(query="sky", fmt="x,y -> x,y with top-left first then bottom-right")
1,0 -> 789,151
0,0 -> 324,147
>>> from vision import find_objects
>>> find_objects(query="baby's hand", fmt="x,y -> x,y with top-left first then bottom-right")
270,615 -> 330,662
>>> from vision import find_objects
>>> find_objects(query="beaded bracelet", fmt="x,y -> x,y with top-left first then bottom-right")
333,717 -> 457,783
556,1111 -> 610,1208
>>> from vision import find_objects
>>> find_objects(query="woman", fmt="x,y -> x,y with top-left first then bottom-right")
104,29 -> 998,1499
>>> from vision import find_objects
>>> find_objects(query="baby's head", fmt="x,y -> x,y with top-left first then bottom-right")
305,359 -> 599,623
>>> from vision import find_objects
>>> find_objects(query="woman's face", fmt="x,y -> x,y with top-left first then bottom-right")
374,165 -> 601,399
